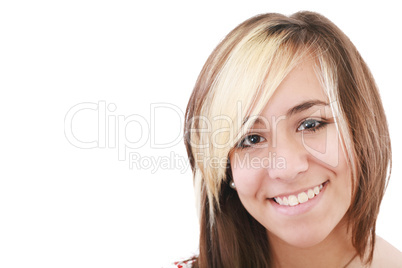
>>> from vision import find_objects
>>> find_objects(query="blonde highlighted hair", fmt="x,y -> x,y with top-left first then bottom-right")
184,11 -> 391,267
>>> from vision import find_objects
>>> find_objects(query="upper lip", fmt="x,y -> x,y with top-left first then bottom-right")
268,181 -> 327,199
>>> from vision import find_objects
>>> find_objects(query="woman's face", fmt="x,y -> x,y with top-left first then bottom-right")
229,60 -> 352,248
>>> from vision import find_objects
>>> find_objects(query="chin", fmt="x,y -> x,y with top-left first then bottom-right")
284,233 -> 327,249
268,223 -> 331,249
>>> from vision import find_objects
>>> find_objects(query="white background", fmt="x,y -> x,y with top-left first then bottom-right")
1,0 -> 401,267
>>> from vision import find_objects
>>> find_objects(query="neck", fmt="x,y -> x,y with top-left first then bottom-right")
268,218 -> 359,268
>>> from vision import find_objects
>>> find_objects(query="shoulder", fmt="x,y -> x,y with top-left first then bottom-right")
371,235 -> 402,267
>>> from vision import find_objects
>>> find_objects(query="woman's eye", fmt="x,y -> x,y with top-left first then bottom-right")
297,119 -> 326,132
238,134 -> 266,148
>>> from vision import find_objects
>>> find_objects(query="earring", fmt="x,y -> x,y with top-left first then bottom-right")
230,180 -> 236,189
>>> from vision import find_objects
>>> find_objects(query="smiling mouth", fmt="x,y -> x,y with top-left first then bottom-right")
272,181 -> 329,206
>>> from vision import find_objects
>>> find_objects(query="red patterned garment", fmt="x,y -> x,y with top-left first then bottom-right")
165,257 -> 196,268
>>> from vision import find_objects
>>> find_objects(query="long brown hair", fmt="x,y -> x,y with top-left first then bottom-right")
184,11 -> 391,267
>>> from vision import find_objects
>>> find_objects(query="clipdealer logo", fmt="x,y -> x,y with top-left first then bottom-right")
64,101 -> 190,173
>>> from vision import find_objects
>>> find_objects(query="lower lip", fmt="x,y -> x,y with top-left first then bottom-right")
268,181 -> 328,216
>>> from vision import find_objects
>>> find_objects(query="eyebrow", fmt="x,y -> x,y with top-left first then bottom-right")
286,99 -> 329,117
243,99 -> 329,126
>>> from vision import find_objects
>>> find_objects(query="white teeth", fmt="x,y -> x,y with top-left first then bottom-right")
288,195 -> 299,206
273,182 -> 325,207
307,189 -> 315,199
314,186 -> 320,195
298,192 -> 309,204
274,197 -> 283,205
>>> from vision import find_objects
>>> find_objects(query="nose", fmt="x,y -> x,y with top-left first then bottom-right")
267,132 -> 309,181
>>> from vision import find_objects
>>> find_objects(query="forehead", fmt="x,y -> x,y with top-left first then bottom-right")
261,59 -> 328,118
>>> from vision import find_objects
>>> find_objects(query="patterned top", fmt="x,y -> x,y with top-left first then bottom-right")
165,257 -> 196,268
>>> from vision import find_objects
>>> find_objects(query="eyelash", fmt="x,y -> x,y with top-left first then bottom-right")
237,134 -> 266,148
297,118 -> 328,133
237,118 -> 329,149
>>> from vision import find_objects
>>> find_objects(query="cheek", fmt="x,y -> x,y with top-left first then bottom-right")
303,125 -> 342,168
230,154 -> 266,197
333,144 -> 353,199
325,137 -> 353,214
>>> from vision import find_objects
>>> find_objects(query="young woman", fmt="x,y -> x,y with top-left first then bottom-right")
180,11 -> 402,267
